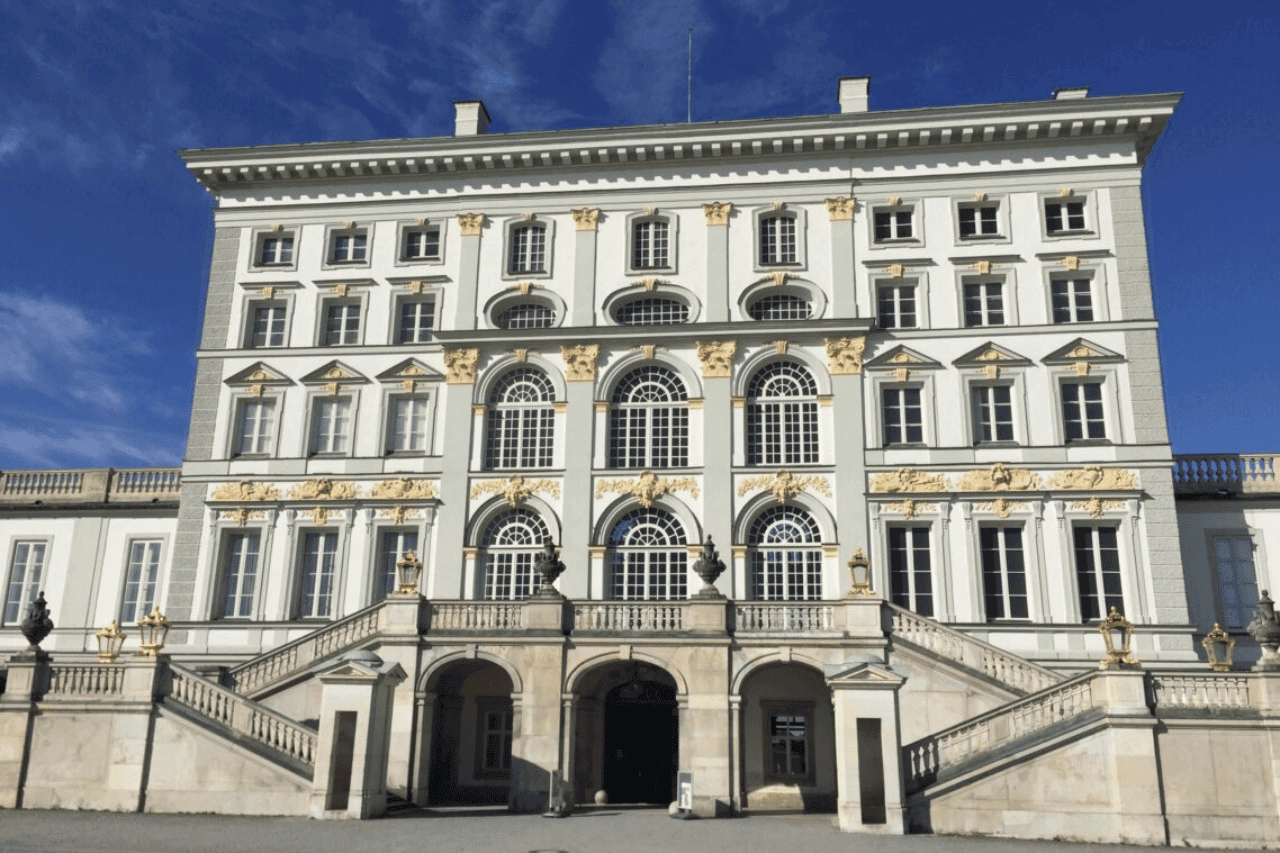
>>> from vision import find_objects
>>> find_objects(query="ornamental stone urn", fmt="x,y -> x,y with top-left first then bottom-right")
20,591 -> 54,650
533,539 -> 566,599
691,536 -> 726,598
1247,590 -> 1280,671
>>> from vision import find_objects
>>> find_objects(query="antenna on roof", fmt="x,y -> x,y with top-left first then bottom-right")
687,26 -> 693,123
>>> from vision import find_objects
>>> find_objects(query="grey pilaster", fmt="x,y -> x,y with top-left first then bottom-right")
829,213 -> 857,318
453,225 -> 482,330
705,218 -> 729,323
184,358 -> 224,461
198,227 -> 239,350
832,371 -> 868,581
1124,328 -> 1172,446
1140,467 -> 1191,628
571,218 -> 598,327
559,378 -> 595,597
701,375 -> 733,579
1111,185 -> 1155,321
431,382 -> 476,598
167,480 -> 211,621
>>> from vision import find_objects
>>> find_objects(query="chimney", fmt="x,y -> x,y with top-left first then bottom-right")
837,76 -> 870,113
453,100 -> 491,136
1053,86 -> 1089,100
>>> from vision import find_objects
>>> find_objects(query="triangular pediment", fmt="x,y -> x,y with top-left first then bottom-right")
953,341 -> 1032,369
225,362 -> 292,387
865,345 -> 942,371
824,660 -> 906,689
1042,338 -> 1123,365
376,358 -> 444,384
314,658 -> 408,683
299,360 -> 369,385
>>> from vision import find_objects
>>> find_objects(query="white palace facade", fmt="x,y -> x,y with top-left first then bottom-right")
4,77 -> 1280,846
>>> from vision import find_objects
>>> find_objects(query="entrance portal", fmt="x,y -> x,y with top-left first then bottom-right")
603,678 -> 677,804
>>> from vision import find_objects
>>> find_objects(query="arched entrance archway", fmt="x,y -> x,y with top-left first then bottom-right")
738,662 -> 836,812
425,660 -> 514,806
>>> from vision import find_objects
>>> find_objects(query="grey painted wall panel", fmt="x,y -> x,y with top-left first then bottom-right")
1141,467 -> 1190,627
571,230 -> 597,327
167,480 -> 211,621
1111,185 -> 1155,320
1124,328 -> 1171,446
705,224 -> 729,323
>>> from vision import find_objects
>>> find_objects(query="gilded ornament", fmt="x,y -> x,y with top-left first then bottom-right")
701,201 -> 732,225
736,470 -> 832,503
639,277 -> 661,291
1070,497 -> 1124,518
886,264 -> 906,278
250,384 -> 266,398
639,344 -> 657,360
513,348 -> 529,363
289,478 -> 359,500
825,196 -> 855,221
570,207 -> 601,231
456,212 -> 485,235
470,475 -> 561,507
379,505 -> 418,525
443,347 -> 480,384
774,340 -> 788,355
889,352 -> 918,364
1073,361 -> 1091,376
259,286 -> 276,299
211,480 -> 280,502
825,336 -> 866,375
514,281 -> 534,295
888,196 -> 901,207
696,341 -> 736,378
594,469 -> 700,508
1047,466 -> 1140,491
956,462 -> 1039,492
971,260 -> 992,275
1062,256 -> 1081,271
408,279 -> 425,294
220,506 -> 265,528
369,478 -> 439,501
768,271 -> 788,286
309,506 -> 333,525
869,468 -> 950,494
894,368 -> 912,382
977,498 -> 1027,519
973,192 -> 987,202
562,344 -> 601,382
886,499 -> 937,518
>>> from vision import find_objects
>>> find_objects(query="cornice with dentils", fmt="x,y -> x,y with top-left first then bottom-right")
179,92 -> 1181,192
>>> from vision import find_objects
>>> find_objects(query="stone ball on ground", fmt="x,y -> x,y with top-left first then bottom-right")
668,801 -> 680,815
593,789 -> 608,805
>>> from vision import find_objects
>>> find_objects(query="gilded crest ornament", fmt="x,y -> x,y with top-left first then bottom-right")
869,469 -> 950,494
594,470 -> 699,508
825,336 -> 866,375
220,506 -> 265,527
696,341 -> 736,378
825,196 -> 855,221
736,470 -> 832,503
886,499 -> 936,518
768,271 -> 788,286
443,347 -> 480,384
562,344 -> 601,382
289,478 -> 359,500
369,478 -> 439,500
379,504 -> 415,525
456,212 -> 485,235
470,475 -> 561,507
701,201 -> 732,225
570,207 -> 600,230
978,498 -> 1027,519
1048,466 -> 1140,491
1071,497 -> 1124,518
211,480 -> 280,502
956,462 -> 1039,492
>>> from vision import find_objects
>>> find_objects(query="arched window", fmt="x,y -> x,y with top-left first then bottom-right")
607,507 -> 688,600
485,368 -> 555,469
748,506 -> 823,600
495,301 -> 556,329
613,297 -> 689,326
480,509 -> 551,600
746,361 -> 819,465
747,292 -> 812,321
608,366 -> 688,468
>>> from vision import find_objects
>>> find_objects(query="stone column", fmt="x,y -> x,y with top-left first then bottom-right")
409,690 -> 436,807
827,660 -> 906,834
508,641 -> 566,812
569,208 -> 599,327
680,643 -> 733,816
698,342 -> 735,589
433,351 -> 480,598
702,202 -> 731,322
0,652 -> 48,808
826,196 -> 858,318
452,213 -> 485,330
376,594 -> 423,799
1095,669 -> 1164,845
310,652 -> 408,820
560,344 -> 599,598
828,338 -> 869,578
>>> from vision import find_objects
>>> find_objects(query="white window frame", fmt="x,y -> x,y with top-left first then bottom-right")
868,369 -> 938,449
879,384 -> 926,447
606,506 -> 690,601
4,538 -> 50,626
886,524 -> 935,617
384,391 -> 435,455
120,537 -> 165,624
230,394 -> 280,457
1040,191 -> 1100,241
960,275 -> 1014,328
875,277 -> 923,330
484,367 -> 557,470
738,278 -> 826,322
318,297 -> 363,347
607,365 -> 691,469
322,222 -> 371,268
242,299 -> 291,349
1072,523 -> 1126,623
308,391 -> 358,456
753,206 -> 806,271
294,528 -> 341,620
250,227 -> 298,271
374,527 -> 421,603
626,211 -> 678,274
1057,376 -> 1112,445
1205,528 -> 1264,630
1043,260 -> 1109,324
952,195 -> 1010,244
968,382 -> 1017,445
479,508 -> 552,601
744,360 -> 821,466
747,505 -> 824,601
869,201 -> 922,247
392,293 -> 440,344
978,524 -> 1032,622
396,218 -> 446,266
503,217 -> 554,279
216,529 -> 264,620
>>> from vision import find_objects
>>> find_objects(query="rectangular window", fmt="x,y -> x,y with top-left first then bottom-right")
220,532 -> 259,618
874,209 -> 913,241
881,387 -> 923,446
959,204 -> 999,238
477,701 -> 514,776
121,539 -> 162,624
324,302 -> 361,346
1045,199 -> 1087,234
5,540 -> 46,624
257,235 -> 294,266
249,304 -> 287,348
632,219 -> 670,269
378,530 -> 419,602
877,283 -> 917,329
402,226 -> 440,260
888,527 -> 933,616
1212,534 -> 1259,629
389,396 -> 429,453
980,526 -> 1029,620
759,215 -> 797,265
234,399 -> 276,456
311,397 -> 352,455
971,385 -> 1014,443
398,298 -> 435,344
1051,277 -> 1094,323
763,704 -> 813,784
1062,382 -> 1106,441
963,281 -> 1005,327
508,224 -> 546,274
297,531 -> 337,619
1075,525 -> 1124,622
329,231 -> 367,263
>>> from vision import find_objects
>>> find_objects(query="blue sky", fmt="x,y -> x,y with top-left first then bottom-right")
1,0 -> 1276,469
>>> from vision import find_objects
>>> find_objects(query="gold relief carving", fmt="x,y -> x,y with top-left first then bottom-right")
444,347 -> 480,384
977,498 -> 1027,519
552,401 -> 567,413
731,397 -> 746,409
956,462 -> 1040,492
701,201 -> 732,226
456,212 -> 485,235
971,260 -> 992,275
401,364 -> 426,377
259,286 -> 276,299
774,340 -> 788,355
595,469 -> 699,509
886,264 -> 906,278
894,368 -> 912,382
1062,256 -> 1081,271
270,223 -> 284,232
514,281 -> 535,295
736,470 -> 832,503
369,478 -> 439,500
463,547 -> 478,560
1047,466 -> 1140,491
687,397 -> 704,410
825,336 -> 866,375
290,478 -> 359,501
977,348 -> 1004,362
638,277 -> 662,291
308,506 -> 337,525
377,504 -> 424,525
888,196 -> 901,206
696,341 -> 736,378
770,201 -> 786,211
520,211 -> 536,221
886,499 -> 937,518
470,475 -> 561,507
594,401 -> 609,413
211,480 -> 280,502
589,546 -> 607,558
638,344 -> 657,360
644,206 -> 657,216
1059,187 -> 1073,197
561,344 -> 601,382
817,394 -> 833,408
513,348 -> 529,363
890,352 -> 918,364
400,380 -> 418,392
324,366 -> 346,379
973,192 -> 987,202
869,469 -> 950,494
1071,497 -> 1126,518
472,403 -> 486,415
1070,344 -> 1100,359
570,207 -> 601,231
330,283 -> 351,297
731,546 -> 748,559
250,384 -> 266,398
248,369 -> 270,382
220,507 -> 265,527
768,271 -> 788,286
1074,361 -> 1091,376
408,279 -> 425,294
825,196 -> 855,221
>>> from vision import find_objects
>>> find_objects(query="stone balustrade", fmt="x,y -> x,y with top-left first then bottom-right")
735,602 -> 835,633
430,602 -> 524,631
573,602 -> 684,632
229,602 -> 385,695
46,663 -> 126,697
0,467 -> 182,504
1173,453 -> 1280,495
1150,673 -> 1253,710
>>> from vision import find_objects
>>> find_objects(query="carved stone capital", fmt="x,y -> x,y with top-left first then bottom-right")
825,196 -> 856,221
701,201 -> 732,226
562,344 -> 601,382
456,212 -> 485,236
570,207 -> 601,231
444,347 -> 480,384
696,340 -> 736,378
825,336 -> 866,375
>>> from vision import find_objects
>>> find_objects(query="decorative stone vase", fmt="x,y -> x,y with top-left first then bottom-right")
20,591 -> 53,648
691,536 -> 726,598
533,540 -> 566,599
1247,590 -> 1280,671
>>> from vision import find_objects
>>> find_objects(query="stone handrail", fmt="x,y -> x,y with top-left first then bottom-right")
108,467 -> 182,499
904,670 -> 1101,793
735,603 -> 834,633
887,602 -> 1062,695
431,602 -> 524,631
0,467 -> 182,504
229,602 -> 385,695
1173,454 -> 1279,495
1150,673 -> 1253,711
573,602 -> 684,632
168,664 -> 315,772
46,663 -> 126,697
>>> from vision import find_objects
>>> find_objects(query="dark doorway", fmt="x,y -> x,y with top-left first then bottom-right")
603,678 -> 677,804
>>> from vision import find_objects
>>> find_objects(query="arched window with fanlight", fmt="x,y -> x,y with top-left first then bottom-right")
746,361 -> 819,465
613,296 -> 689,326
748,505 -> 823,600
485,367 -> 555,469
607,507 -> 688,600
747,292 -> 813,321
495,301 -> 556,329
480,509 -> 551,600
608,365 -> 688,468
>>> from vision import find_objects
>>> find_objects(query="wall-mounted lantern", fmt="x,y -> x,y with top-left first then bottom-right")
1201,623 -> 1236,672
137,606 -> 172,656
395,550 -> 424,595
847,548 -> 873,596
95,620 -> 127,663
1098,607 -> 1140,669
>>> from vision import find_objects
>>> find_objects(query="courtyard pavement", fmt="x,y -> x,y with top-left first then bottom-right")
0,807 -> 1240,853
